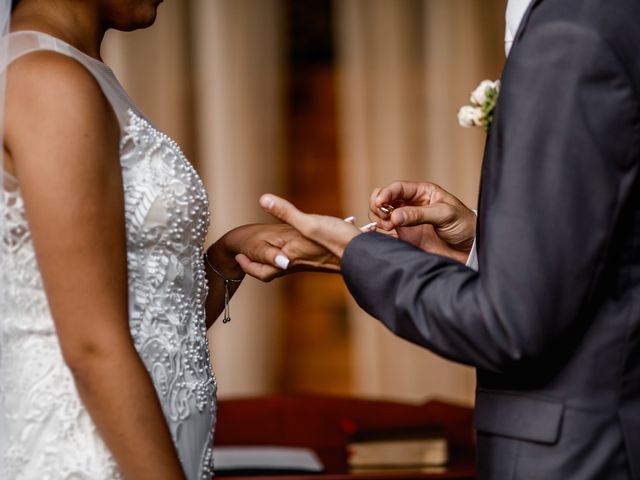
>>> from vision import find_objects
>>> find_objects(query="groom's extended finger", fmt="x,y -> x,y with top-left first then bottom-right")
261,194 -> 361,258
391,203 -> 454,228
260,194 -> 314,237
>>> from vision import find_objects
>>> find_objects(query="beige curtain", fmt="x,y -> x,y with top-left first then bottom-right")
103,0 -> 286,398
335,0 -> 504,404
190,0 -> 286,397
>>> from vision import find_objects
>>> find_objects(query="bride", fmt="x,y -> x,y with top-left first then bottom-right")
0,0 -> 337,478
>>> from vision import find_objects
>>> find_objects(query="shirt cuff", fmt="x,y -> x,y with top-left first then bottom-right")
465,209 -> 478,271
465,240 -> 478,271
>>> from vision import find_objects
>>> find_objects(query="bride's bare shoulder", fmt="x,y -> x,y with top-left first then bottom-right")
8,49 -> 112,113
5,49 -> 119,172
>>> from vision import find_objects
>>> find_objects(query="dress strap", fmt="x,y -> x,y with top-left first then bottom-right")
4,30 -> 143,130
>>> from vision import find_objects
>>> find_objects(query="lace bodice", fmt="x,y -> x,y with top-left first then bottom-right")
121,111 -> 216,478
0,31 -> 216,480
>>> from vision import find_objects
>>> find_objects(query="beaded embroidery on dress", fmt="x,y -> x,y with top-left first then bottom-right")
0,31 -> 216,480
121,111 -> 216,479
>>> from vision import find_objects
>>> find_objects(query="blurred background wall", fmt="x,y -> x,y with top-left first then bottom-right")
103,0 -> 506,405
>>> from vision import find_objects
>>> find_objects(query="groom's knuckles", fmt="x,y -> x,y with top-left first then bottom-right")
378,181 -> 416,208
430,203 -> 455,226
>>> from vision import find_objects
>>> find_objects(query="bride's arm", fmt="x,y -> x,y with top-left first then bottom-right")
203,234 -> 246,329
6,52 -> 185,479
203,223 -> 341,328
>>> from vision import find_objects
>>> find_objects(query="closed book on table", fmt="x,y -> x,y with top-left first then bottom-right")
213,446 -> 324,475
347,427 -> 448,469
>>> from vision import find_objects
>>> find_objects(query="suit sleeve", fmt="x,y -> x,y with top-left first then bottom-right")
341,21 -> 640,373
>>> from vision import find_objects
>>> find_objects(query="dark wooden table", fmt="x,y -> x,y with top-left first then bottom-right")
214,394 -> 476,480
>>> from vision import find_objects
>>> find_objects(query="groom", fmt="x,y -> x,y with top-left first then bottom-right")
254,0 -> 640,478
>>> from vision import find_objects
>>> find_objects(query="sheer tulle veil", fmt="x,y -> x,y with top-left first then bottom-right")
0,0 -> 10,470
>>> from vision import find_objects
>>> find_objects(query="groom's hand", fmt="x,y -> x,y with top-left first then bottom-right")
369,181 -> 476,264
258,194 -> 362,259
235,224 -> 342,281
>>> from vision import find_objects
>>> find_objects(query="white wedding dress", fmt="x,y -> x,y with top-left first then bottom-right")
0,31 -> 216,480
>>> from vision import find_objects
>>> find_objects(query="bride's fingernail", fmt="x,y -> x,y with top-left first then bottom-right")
395,211 -> 406,225
275,255 -> 290,270
260,195 -> 275,210
343,216 -> 356,224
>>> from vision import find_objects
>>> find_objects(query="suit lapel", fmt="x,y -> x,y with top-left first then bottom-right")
476,0 -> 544,255
512,0 -> 544,48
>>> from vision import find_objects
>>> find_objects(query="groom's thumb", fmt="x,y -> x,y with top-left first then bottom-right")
392,203 -> 453,228
260,194 -> 305,230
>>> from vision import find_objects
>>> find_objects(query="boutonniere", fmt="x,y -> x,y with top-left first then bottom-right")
458,79 -> 500,132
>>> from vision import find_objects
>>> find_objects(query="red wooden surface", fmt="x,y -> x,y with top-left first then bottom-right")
223,473 -> 475,480
215,394 -> 475,479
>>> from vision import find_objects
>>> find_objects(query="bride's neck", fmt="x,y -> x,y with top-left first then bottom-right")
11,0 -> 106,60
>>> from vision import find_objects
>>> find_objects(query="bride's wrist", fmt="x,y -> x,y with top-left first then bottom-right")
205,241 -> 245,280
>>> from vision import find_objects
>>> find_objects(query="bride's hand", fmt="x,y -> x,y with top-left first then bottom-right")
216,223 -> 341,282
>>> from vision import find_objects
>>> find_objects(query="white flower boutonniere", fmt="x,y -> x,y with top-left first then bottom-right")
458,79 -> 500,132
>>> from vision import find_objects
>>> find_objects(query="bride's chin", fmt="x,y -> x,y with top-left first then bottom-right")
107,1 -> 162,32
112,11 -> 158,32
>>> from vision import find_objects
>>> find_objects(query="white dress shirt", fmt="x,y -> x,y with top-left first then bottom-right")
505,0 -> 533,55
466,0 -> 533,270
